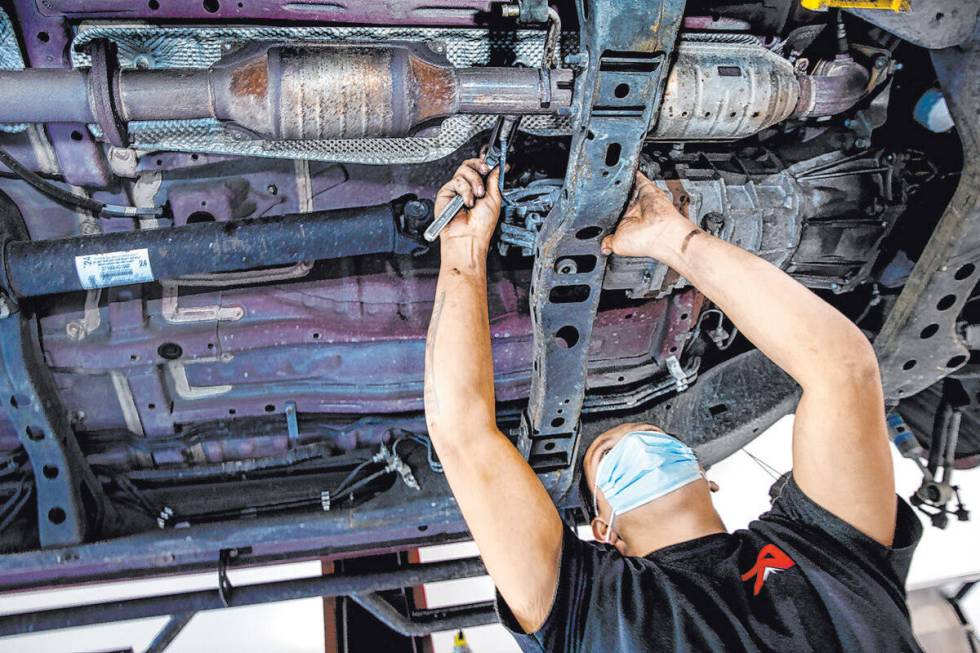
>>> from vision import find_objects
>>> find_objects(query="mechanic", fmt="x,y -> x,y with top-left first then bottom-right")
423,159 -> 923,652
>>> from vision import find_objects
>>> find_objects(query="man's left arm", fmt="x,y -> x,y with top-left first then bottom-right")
424,160 -> 564,634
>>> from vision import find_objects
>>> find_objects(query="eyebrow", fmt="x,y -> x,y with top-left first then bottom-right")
588,432 -> 612,474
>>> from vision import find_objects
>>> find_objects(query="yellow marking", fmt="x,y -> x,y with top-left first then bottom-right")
801,0 -> 910,11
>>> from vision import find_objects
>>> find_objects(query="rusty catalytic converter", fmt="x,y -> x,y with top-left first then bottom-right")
0,43 -> 573,141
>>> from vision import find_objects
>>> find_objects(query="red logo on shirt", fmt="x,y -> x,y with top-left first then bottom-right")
741,544 -> 796,596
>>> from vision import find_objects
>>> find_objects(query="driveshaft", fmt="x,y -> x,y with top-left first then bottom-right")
0,202 -> 421,298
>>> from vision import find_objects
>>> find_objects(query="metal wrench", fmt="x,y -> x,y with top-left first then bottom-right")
423,114 -> 522,242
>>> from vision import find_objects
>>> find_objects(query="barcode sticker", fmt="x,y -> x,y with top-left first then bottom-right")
74,249 -> 154,290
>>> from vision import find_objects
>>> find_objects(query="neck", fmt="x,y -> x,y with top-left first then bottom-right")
613,483 -> 727,557
619,510 -> 726,557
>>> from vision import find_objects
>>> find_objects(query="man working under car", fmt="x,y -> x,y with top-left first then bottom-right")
423,159 -> 923,651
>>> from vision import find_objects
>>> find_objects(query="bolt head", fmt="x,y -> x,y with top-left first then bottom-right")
556,257 -> 578,274
404,200 -> 430,220
66,321 -> 86,340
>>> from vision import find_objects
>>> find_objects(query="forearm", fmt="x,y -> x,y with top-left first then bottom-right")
424,243 -> 498,445
651,219 -> 877,390
420,162 -> 565,632
608,176 -> 894,544
423,262 -> 565,632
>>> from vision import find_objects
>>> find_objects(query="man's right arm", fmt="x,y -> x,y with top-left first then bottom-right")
602,175 -> 896,546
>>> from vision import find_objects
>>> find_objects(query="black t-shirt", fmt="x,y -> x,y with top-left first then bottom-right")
496,476 -> 923,652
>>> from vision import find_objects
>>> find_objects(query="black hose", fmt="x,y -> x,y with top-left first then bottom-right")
165,458 -> 393,525
0,146 -> 161,219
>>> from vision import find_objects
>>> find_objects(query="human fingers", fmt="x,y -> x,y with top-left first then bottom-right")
601,234 -> 615,256
634,170 -> 655,187
461,157 -> 492,176
434,178 -> 460,214
451,175 -> 476,208
483,167 -> 502,203
634,178 -> 674,208
454,163 -> 486,199
471,167 -> 502,228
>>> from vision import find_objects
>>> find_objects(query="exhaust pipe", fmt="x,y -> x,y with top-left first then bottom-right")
0,42 -> 573,141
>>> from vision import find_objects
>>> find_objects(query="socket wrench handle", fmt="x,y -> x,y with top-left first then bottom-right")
424,194 -> 466,242
423,115 -> 521,242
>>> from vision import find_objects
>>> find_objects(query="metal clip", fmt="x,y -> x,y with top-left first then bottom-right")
374,442 -> 420,491
156,505 -> 174,529
66,288 -> 103,340
217,546 -> 252,608
665,355 -> 689,393
320,490 -> 331,512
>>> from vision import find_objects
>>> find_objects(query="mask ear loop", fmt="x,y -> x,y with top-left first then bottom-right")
592,475 -> 606,543
593,473 -> 615,544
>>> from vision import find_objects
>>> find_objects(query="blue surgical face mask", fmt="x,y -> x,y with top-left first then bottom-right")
593,430 -> 703,541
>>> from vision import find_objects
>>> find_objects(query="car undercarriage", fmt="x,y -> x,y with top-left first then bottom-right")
0,0 -> 977,641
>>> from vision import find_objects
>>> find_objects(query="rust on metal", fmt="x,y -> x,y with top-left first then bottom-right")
408,54 -> 457,122
664,180 -> 690,216
229,57 -> 268,100
278,47 -> 395,139
662,179 -> 692,286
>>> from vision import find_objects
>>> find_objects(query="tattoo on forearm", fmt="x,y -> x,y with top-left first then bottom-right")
681,228 -> 702,254
424,291 -> 447,416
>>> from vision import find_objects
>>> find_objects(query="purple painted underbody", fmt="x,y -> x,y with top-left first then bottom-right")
34,0 -> 497,25
1,271 -> 696,456
0,1 -> 701,467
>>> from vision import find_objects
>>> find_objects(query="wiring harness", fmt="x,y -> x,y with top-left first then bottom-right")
0,146 -> 162,219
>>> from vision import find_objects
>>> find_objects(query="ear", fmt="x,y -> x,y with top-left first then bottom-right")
590,517 -> 608,542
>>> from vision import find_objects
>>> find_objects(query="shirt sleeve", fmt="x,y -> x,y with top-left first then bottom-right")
494,526 -> 611,653
759,473 -> 922,586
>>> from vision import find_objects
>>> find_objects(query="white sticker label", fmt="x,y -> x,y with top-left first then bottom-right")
74,249 -> 154,290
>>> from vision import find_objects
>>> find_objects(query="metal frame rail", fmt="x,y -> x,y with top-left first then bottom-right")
0,194 -> 114,547
522,0 -> 686,496
0,556 -> 488,639
874,28 -> 980,403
